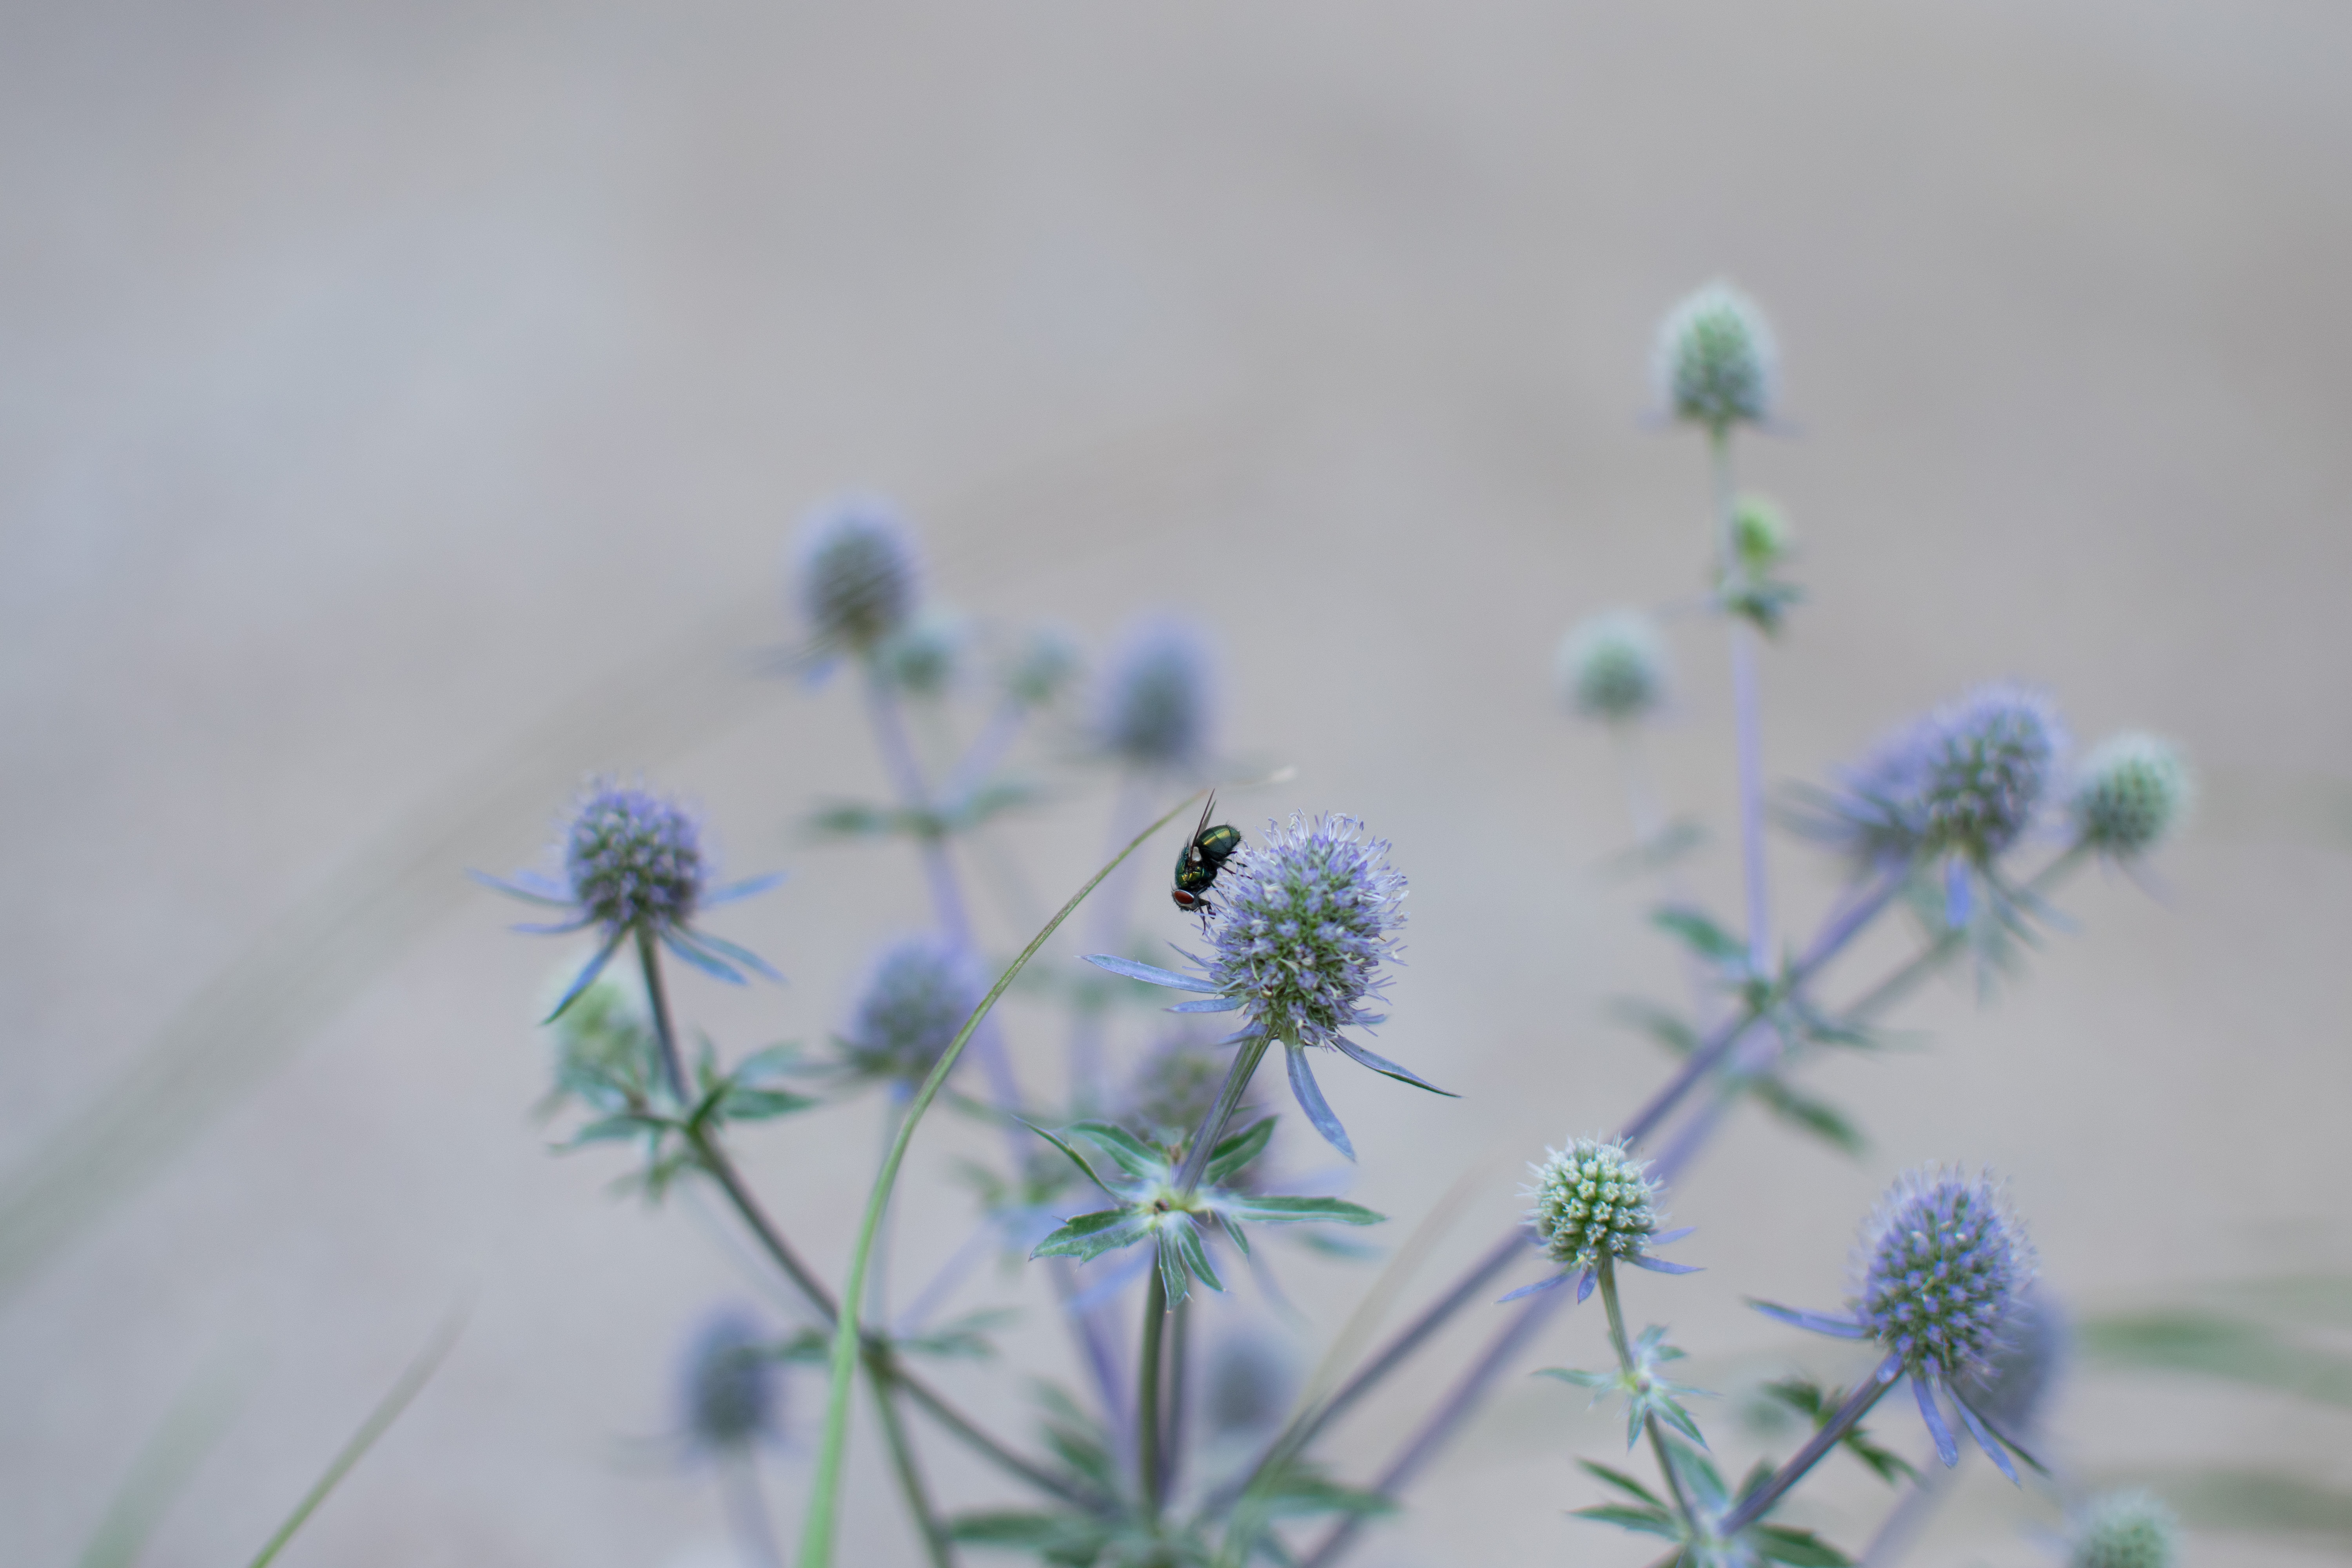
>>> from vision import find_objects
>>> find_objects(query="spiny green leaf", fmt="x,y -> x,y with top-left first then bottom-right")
1748,1524 -> 1852,1566
1575,1459 -> 1664,1508
1205,1116 -> 1278,1183
1571,1503 -> 1681,1541
1031,1210 -> 1151,1262
1066,1120 -> 1171,1181
1214,1194 -> 1384,1226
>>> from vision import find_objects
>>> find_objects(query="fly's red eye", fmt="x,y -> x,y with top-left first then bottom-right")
1172,889 -> 1198,908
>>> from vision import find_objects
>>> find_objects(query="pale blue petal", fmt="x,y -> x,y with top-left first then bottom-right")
1912,1375 -> 1960,1467
1749,1301 -> 1870,1339
1498,1271 -> 1572,1305
1285,1045 -> 1355,1161
543,928 -> 630,1022
1167,995 -> 1245,1014
1330,1036 -> 1457,1097
1083,954 -> 1219,992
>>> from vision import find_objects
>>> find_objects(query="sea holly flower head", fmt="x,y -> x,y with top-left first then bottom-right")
1956,1284 -> 2067,1438
679,1309 -> 778,1453
1557,611 -> 1669,724
1025,1117 -> 1383,1305
1507,1137 -> 1698,1303
875,609 -> 964,699
1097,617 -> 1213,770
1085,810 -> 1445,1161
1653,281 -> 1779,431
1751,1165 -> 2041,1478
2070,733 -> 2192,860
837,935 -> 982,1094
1001,623 -> 1082,710
2069,1490 -> 2181,1568
795,492 -> 918,657
477,780 -> 783,1022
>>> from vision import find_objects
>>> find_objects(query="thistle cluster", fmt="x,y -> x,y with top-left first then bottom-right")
1528,1138 -> 1662,1272
838,935 -> 980,1090
1557,611 -> 1669,724
680,1310 -> 778,1453
1853,1166 -> 2036,1382
1202,813 -> 1407,1055
797,494 -> 918,655
566,782 -> 705,931
1830,684 -> 2066,868
1097,617 -> 1212,770
2070,733 -> 2192,858
2069,1490 -> 2181,1568
1653,281 -> 1779,430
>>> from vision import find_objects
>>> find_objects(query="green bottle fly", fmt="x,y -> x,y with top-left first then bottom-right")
1171,793 -> 1243,918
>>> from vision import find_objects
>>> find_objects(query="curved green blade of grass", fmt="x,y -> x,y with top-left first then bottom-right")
76,1350 -> 258,1568
798,785 -> 1212,1568
245,1305 -> 469,1568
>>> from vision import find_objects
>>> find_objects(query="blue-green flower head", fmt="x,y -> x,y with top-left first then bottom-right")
1653,281 -> 1779,430
795,493 -> 918,655
567,782 -> 705,931
1733,494 -> 1791,572
1826,684 -> 2067,867
1528,1137 -> 1663,1271
1002,623 -> 1082,710
1557,611 -> 1669,724
1098,617 -> 1213,770
679,1310 -> 777,1452
1854,1166 -> 2036,1383
2070,733 -> 2192,859
2069,1490 -> 2181,1568
876,609 -> 963,699
841,935 -> 981,1089
1207,813 -> 1406,1054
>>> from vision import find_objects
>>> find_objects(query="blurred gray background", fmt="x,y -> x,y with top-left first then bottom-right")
5,0 -> 2350,1563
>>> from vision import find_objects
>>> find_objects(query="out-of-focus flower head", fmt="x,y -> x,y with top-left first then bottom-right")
679,1309 -> 778,1453
1557,611 -> 1670,725
1653,281 -> 1779,431
1097,617 -> 1213,771
837,935 -> 982,1094
1001,624 -> 1082,710
795,493 -> 919,658
2070,733 -> 2192,860
2069,1490 -> 2181,1568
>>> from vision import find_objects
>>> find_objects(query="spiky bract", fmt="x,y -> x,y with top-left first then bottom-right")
842,935 -> 980,1088
796,493 -> 918,655
1854,1166 -> 2036,1382
1205,813 -> 1406,1053
1653,281 -> 1779,430
681,1310 -> 777,1452
1098,617 -> 1212,769
2070,1490 -> 2181,1568
2071,733 -> 2191,858
567,783 -> 705,931
1557,611 -> 1669,724
1528,1137 -> 1662,1272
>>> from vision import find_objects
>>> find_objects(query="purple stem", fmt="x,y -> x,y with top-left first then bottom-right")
1721,1355 -> 1903,1535
1713,429 -> 1773,975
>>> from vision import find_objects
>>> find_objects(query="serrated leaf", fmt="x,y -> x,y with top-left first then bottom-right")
1031,1209 -> 1151,1262
1066,1120 -> 1171,1180
1652,906 -> 1749,965
1214,1194 -> 1384,1226
1575,1459 -> 1665,1508
1167,1217 -> 1224,1295
717,1085 -> 817,1122
1748,1076 -> 1867,1157
1020,1122 -> 1115,1195
561,1112 -> 657,1148
1571,1503 -> 1682,1541
1206,1116 -> 1278,1183
1748,1524 -> 1853,1566
1539,1367 -> 1618,1391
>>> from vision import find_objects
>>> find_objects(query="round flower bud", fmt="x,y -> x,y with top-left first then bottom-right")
1556,612 -> 1669,724
1204,813 -> 1406,1054
876,610 -> 962,699
1653,281 -> 1779,430
795,494 -> 918,654
1527,1137 -> 1663,1272
2069,1490 -> 2182,1568
841,935 -> 980,1088
1002,624 -> 1082,710
1853,1167 -> 2036,1382
680,1310 -> 777,1452
1203,1331 -> 1299,1441
1098,617 -> 1213,769
1913,686 -> 2064,861
2070,733 -> 2192,858
1733,494 -> 1791,573
565,782 -> 705,931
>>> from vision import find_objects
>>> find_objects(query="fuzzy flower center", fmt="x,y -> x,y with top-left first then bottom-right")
1918,698 -> 2058,860
1856,1170 -> 2033,1380
566,787 -> 704,930
1203,814 -> 1406,1052
1529,1139 -> 1661,1270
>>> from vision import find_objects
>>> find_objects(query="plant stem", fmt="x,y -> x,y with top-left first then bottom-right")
1720,1356 -> 1902,1535
871,1374 -> 956,1568
1173,1033 -> 1274,1196
636,926 -> 687,1104
1713,428 -> 1773,976
1165,1292 -> 1192,1503
1138,1266 -> 1170,1521
798,788 -> 1210,1568
718,1452 -> 785,1568
1595,1258 -> 1694,1525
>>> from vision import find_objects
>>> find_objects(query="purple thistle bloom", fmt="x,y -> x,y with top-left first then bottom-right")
795,493 -> 919,657
1084,812 -> 1445,1160
679,1309 -> 778,1453
1751,1165 -> 2039,1477
476,779 -> 783,1022
1097,617 -> 1214,771
837,935 -> 982,1093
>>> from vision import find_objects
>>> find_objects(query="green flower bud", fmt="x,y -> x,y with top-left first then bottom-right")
1653,281 -> 1779,430
2070,733 -> 2192,858
1733,494 -> 1791,573
2070,1490 -> 2181,1568
1528,1137 -> 1663,1272
1556,612 -> 1669,724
